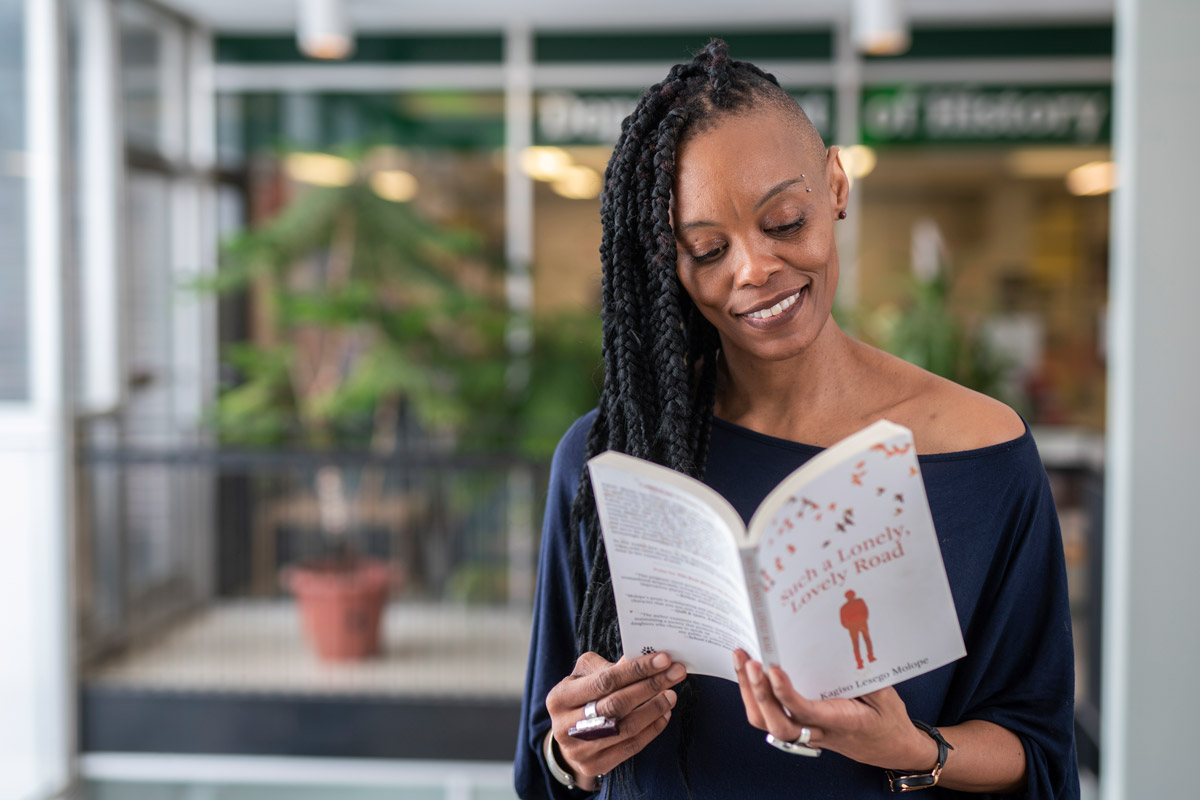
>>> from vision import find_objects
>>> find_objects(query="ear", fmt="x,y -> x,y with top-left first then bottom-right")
825,146 -> 851,217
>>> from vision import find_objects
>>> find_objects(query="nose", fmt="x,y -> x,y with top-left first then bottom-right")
731,238 -> 783,288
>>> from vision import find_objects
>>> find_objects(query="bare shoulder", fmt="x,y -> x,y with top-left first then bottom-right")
858,347 -> 1025,455
905,376 -> 1026,454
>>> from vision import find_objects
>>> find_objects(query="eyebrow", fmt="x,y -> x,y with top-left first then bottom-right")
755,178 -> 806,210
675,177 -> 807,234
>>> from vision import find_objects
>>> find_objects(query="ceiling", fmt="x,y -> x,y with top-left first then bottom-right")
155,0 -> 1114,33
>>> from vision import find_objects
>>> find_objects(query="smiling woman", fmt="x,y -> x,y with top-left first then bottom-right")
516,39 -> 1078,800
672,112 -> 845,367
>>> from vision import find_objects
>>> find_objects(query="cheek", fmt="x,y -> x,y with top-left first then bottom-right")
677,273 -> 731,334
677,265 -> 725,309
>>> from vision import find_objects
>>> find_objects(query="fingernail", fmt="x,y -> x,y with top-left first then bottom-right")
665,689 -> 678,707
652,653 -> 669,669
747,661 -> 762,682
663,710 -> 672,722
667,664 -> 686,681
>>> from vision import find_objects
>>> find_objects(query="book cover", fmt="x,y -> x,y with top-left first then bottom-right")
588,419 -> 966,700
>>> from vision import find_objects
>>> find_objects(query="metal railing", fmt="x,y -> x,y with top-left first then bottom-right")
76,438 -> 548,682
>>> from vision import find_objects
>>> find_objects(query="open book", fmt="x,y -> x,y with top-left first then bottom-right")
587,419 -> 966,701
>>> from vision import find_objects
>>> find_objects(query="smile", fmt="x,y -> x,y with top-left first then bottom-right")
741,290 -> 803,320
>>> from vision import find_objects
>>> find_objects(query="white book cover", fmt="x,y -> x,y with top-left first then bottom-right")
588,419 -> 966,701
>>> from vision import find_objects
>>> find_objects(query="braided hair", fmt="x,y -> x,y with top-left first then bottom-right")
564,39 -> 825,794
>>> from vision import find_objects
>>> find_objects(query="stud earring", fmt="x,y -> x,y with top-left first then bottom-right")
806,188 -> 812,192
838,210 -> 847,220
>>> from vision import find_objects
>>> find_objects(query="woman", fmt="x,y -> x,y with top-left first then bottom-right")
516,40 -> 1078,798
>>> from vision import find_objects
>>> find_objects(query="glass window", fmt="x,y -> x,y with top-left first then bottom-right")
119,0 -> 183,157
853,146 -> 1110,429
0,0 -> 27,401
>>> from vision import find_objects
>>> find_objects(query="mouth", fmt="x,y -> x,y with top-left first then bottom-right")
739,288 -> 806,321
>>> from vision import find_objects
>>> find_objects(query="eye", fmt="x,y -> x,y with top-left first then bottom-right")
767,216 -> 805,235
691,245 -> 726,263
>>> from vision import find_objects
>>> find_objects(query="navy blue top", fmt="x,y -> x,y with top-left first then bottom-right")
516,411 -> 1079,799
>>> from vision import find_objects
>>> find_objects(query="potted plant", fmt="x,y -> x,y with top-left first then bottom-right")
204,151 -> 513,660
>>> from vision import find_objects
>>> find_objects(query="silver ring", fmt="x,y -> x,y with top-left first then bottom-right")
583,701 -> 599,720
766,733 -> 821,757
797,727 -> 812,745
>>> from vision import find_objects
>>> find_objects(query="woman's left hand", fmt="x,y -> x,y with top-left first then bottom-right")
732,649 -> 938,772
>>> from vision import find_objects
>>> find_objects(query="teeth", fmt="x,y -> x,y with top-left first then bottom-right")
745,290 -> 801,320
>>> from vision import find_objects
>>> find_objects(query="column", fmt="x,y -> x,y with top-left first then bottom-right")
1102,0 -> 1200,797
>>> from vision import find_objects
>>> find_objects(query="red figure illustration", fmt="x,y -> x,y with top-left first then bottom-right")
839,590 -> 877,670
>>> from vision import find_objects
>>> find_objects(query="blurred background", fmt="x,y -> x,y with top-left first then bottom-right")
2,0 -> 1195,799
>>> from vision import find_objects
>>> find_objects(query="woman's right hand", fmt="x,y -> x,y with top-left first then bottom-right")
545,651 -> 686,791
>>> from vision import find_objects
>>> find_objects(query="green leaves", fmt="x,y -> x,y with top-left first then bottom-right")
199,159 -> 601,455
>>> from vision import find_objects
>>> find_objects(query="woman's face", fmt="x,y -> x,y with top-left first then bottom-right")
672,106 -> 848,365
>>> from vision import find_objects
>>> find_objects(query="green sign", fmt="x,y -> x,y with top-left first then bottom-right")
861,86 -> 1111,146
535,90 -> 836,146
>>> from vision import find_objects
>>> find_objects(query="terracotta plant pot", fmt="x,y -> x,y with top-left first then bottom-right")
283,558 -> 394,661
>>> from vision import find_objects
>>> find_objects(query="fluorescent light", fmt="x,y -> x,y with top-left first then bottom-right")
852,0 -> 911,56
297,0 -> 354,60
1066,161 -> 1117,196
284,152 -> 356,187
370,170 -> 419,203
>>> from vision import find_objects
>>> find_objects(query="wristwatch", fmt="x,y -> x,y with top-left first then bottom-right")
885,720 -> 955,792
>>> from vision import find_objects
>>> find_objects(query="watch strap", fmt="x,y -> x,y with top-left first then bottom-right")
885,720 -> 955,792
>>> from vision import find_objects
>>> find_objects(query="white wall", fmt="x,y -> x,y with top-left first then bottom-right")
1102,0 -> 1200,797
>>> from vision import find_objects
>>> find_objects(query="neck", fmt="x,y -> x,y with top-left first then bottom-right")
714,317 -> 863,445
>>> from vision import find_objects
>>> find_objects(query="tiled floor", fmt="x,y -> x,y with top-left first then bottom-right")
86,600 -> 532,698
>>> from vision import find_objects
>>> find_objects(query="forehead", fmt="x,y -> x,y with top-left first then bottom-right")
673,108 -> 821,215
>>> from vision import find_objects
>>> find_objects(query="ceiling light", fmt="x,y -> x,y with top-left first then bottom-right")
839,144 -> 878,184
551,165 -> 603,200
520,146 -> 572,182
284,152 -> 356,187
1066,161 -> 1116,196
370,170 -> 419,203
852,0 -> 911,56
297,0 -> 354,60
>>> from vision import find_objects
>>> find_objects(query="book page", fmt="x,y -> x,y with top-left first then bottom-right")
588,452 -> 760,681
747,421 -> 966,700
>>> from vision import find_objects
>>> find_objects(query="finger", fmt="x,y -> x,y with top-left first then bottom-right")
570,651 -> 677,709
590,706 -> 674,776
558,690 -> 677,778
571,651 -> 616,678
606,686 -> 677,740
597,661 -> 686,720
546,652 -> 613,715
732,650 -> 766,729
765,665 -> 820,721
747,660 -> 808,737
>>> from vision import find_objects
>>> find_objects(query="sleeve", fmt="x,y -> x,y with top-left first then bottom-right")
936,444 -> 1080,800
514,414 -> 597,800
